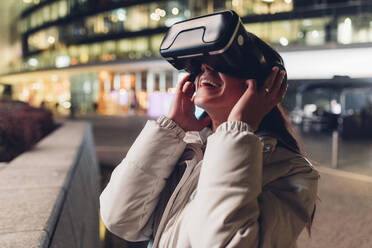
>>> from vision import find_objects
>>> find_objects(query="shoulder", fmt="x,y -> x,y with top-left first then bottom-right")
259,135 -> 319,187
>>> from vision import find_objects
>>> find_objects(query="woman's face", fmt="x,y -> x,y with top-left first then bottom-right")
194,64 -> 248,113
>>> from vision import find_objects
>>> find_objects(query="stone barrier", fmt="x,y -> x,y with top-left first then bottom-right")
0,121 -> 100,248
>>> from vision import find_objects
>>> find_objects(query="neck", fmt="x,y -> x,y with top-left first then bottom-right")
206,109 -> 230,132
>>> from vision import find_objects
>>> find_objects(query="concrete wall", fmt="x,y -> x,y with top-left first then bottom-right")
0,121 -> 100,248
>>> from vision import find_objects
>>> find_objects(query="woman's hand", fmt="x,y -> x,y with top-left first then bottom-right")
167,75 -> 211,132
227,67 -> 287,131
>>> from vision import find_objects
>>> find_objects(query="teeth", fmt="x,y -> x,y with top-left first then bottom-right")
201,80 -> 219,87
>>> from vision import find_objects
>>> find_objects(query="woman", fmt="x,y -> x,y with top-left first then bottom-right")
100,35 -> 319,248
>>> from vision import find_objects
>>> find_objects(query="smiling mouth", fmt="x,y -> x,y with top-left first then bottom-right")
200,80 -> 221,88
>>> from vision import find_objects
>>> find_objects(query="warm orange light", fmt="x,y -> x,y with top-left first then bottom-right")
70,58 -> 79,65
103,54 -> 113,61
99,70 -> 111,81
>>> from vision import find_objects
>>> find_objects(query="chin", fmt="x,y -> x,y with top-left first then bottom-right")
194,96 -> 215,110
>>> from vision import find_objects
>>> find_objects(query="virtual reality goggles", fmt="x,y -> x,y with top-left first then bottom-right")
160,10 -> 285,83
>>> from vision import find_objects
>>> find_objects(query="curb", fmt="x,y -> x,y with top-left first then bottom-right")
317,166 -> 372,183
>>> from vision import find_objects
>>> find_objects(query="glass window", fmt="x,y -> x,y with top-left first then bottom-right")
59,0 -> 68,18
244,17 -> 330,47
43,5 -> 51,23
133,37 -> 150,59
102,41 -> 117,61
117,39 -> 131,58
344,89 -> 369,113
127,5 -> 150,31
89,43 -> 102,62
28,27 -> 59,52
51,2 -> 60,22
30,13 -> 37,29
338,14 -> 372,44
79,45 -> 90,64
150,34 -> 163,56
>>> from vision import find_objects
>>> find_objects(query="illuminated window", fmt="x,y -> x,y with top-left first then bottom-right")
150,35 -> 163,55
117,39 -> 131,58
43,5 -> 51,23
89,43 -> 102,62
338,15 -> 372,44
28,27 -> 59,52
51,2 -> 60,22
127,5 -> 150,31
102,41 -> 117,61
59,0 -> 68,18
245,17 -> 330,47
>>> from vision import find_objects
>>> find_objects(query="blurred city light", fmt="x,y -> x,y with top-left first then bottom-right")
47,36 -> 55,44
279,37 -> 289,46
28,58 -> 38,67
172,7 -> 179,15
55,56 -> 70,68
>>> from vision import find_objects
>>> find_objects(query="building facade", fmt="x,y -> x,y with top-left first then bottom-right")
1,0 -> 372,116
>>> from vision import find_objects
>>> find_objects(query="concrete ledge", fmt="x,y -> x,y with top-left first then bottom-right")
0,121 -> 100,248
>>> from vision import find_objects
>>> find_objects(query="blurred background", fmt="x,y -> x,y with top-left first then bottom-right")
1,0 -> 372,247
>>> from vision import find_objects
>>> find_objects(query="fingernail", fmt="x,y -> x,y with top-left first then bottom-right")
273,67 -> 278,71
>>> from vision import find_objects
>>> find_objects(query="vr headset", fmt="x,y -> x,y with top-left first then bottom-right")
159,10 -> 285,84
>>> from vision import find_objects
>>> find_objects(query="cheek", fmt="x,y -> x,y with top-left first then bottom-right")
222,82 -> 246,103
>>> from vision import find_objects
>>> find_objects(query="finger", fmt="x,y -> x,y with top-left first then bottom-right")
270,70 -> 286,96
263,67 -> 280,92
176,74 -> 191,93
245,79 -> 257,93
182,81 -> 195,98
277,80 -> 288,102
237,80 -> 256,105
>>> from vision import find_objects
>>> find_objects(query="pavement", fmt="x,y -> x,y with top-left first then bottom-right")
75,114 -> 372,248
298,167 -> 372,248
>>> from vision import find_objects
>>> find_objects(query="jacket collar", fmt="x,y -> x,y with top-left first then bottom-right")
183,127 -> 213,146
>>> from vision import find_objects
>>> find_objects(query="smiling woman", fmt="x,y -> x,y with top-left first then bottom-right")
100,10 -> 319,248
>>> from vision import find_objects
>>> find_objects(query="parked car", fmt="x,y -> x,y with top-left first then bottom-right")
288,76 -> 372,139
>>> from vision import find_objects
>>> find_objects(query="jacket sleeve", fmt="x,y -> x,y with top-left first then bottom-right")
186,121 -> 318,248
99,116 -> 187,242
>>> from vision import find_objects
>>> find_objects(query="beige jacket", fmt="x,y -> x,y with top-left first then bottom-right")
100,116 -> 319,248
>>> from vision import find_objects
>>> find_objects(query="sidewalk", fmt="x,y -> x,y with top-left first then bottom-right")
298,167 -> 372,248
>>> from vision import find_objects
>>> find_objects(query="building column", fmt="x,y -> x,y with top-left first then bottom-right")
159,71 -> 166,91
146,71 -> 154,93
135,72 -> 142,92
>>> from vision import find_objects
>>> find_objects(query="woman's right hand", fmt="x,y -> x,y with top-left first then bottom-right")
167,75 -> 211,132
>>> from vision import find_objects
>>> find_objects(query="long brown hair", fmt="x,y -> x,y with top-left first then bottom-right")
251,34 -> 302,154
259,105 -> 302,154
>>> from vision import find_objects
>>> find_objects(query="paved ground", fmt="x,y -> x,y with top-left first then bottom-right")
298,167 -> 372,248
76,114 -> 372,248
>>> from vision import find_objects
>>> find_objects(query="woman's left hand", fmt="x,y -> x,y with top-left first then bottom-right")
227,67 -> 287,131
